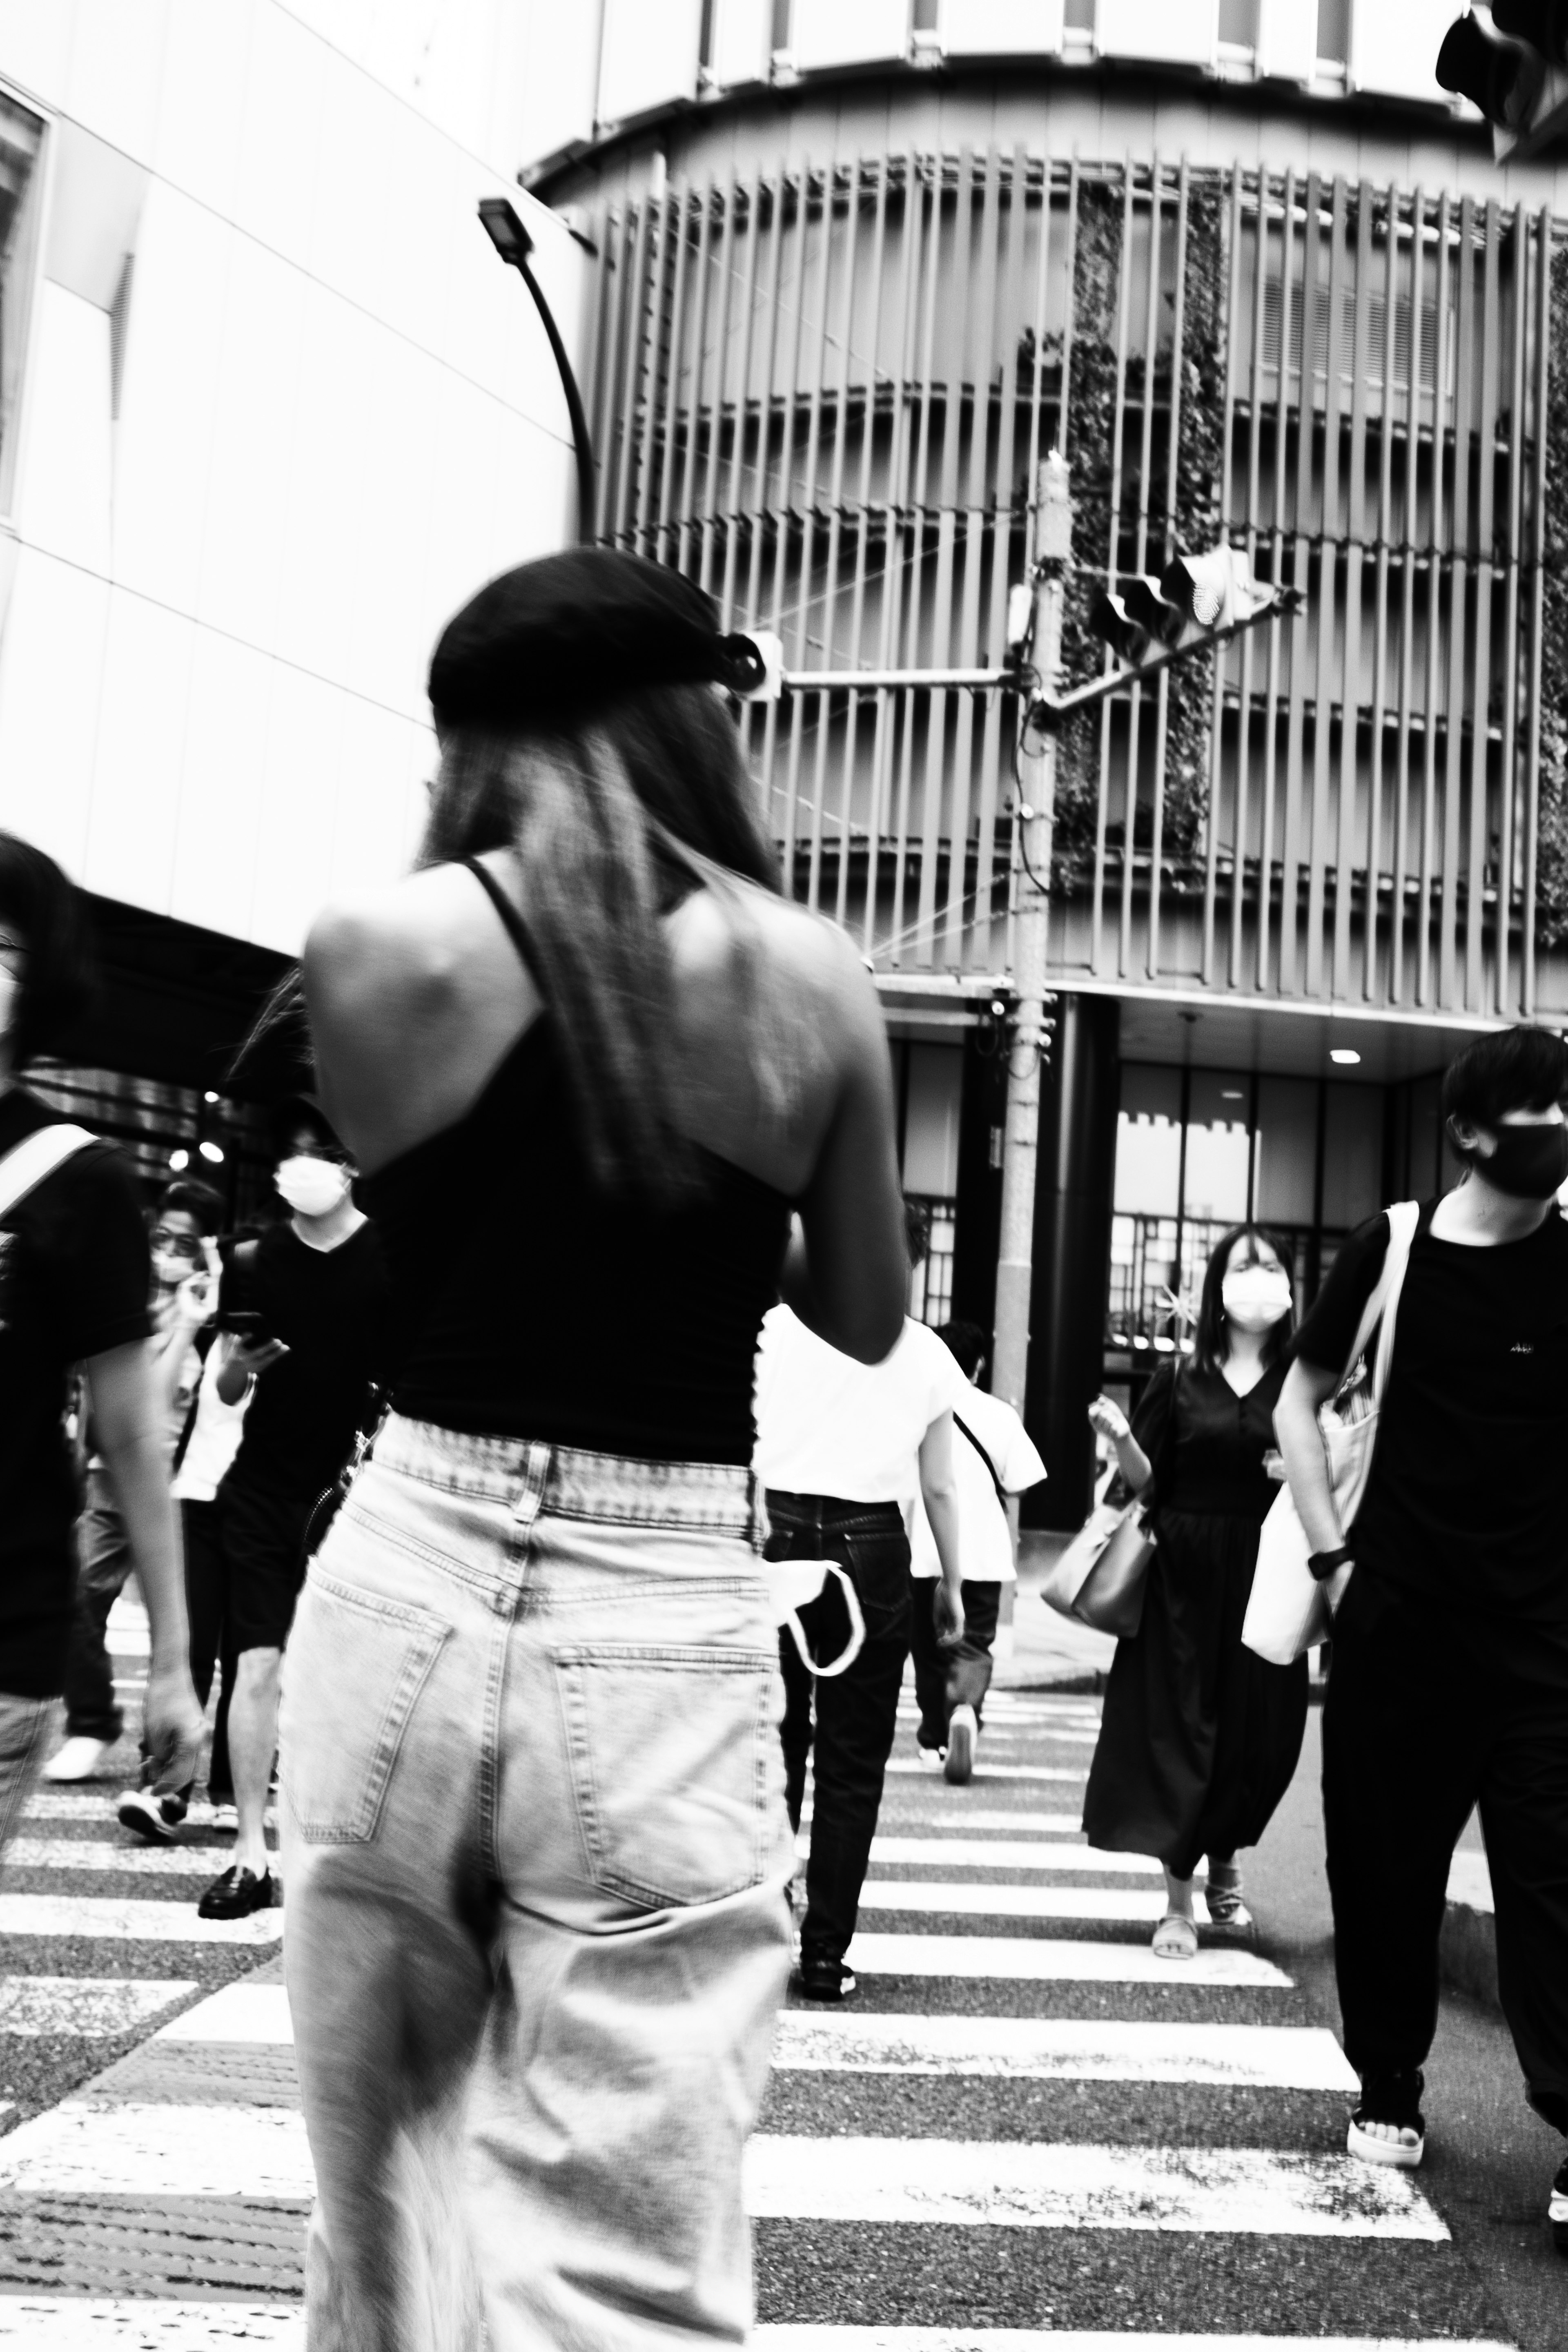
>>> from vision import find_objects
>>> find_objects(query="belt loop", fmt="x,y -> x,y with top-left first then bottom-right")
511,1440 -> 552,1531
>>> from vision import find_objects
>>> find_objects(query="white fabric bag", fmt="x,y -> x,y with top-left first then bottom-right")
1242,1199 -> 1420,1666
768,1559 -> 867,1679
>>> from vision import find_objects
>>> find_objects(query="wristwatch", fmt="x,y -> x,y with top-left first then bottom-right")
1307,1544 -> 1354,1583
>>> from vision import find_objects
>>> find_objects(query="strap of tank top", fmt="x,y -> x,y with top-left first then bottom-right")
461,856 -> 546,994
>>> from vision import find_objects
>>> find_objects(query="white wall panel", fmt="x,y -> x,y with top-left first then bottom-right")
598,0 -> 701,124
1348,0 -> 1452,103
232,2 -> 327,277
0,546 -> 107,877
17,284 -> 111,575
1097,0 -> 1216,66
711,0 -> 772,85
791,0 -> 909,69
82,589 -> 195,912
168,627 -> 271,941
270,282 -> 366,691
65,0 -> 170,167
153,0 -> 255,219
110,180 -> 227,611
195,236 -> 305,655
939,0 -> 1064,56
517,8 -> 600,169
0,0 -> 78,108
1255,0 -> 1315,80
249,661 -> 348,953
416,369 -> 504,661
339,331 -> 439,714
43,122 -> 149,310
327,694 -> 419,905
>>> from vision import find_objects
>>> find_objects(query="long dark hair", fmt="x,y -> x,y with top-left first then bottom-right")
1192,1222 -> 1296,1375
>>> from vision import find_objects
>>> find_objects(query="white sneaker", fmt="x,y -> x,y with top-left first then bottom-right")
914,1743 -> 945,1772
42,1737 -> 109,1784
944,1704 -> 978,1785
207,1802 -> 238,1833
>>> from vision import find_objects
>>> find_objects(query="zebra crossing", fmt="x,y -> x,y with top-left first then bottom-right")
0,1654 -> 1519,2345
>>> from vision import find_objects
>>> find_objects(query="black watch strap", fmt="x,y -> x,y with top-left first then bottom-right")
1307,1543 -> 1354,1583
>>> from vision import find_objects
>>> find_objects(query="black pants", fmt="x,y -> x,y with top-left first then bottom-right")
909,1575 -> 1000,1750
769,1490 -> 911,1967
181,1501 -> 235,1804
1323,1571 -> 1568,2131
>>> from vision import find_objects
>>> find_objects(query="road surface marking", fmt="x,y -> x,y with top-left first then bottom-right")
745,2138 -> 1446,2237
855,1882 -> 1207,1922
884,1763 -> 1085,1785
5,1843 -> 260,1879
0,2102 -> 312,2198
0,1897 -> 281,1944
844,1838 -> 1160,1874
770,2015 -> 1356,2087
154,1984 -> 294,2044
812,1810 -> 1088,1834
0,2306 -> 301,2349
0,1979 -> 198,2037
845,1931 -> 1290,1986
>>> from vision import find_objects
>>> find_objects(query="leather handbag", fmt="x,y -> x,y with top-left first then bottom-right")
1241,1199 -> 1419,1666
1042,1366 -> 1181,1641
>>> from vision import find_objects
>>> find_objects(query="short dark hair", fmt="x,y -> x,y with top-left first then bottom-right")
903,1199 -> 929,1270
1193,1223 -> 1296,1376
936,1319 -> 987,1380
158,1178 -> 223,1237
1442,1025 -> 1568,1134
266,1092 -> 341,1161
0,833 -> 96,1069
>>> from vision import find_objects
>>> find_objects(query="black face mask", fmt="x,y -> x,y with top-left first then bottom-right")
1473,1122 -> 1568,1201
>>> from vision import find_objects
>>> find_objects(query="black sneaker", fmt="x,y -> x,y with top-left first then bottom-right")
116,1789 -> 187,1845
197,1864 -> 274,1920
794,1951 -> 856,2002
1550,2153 -> 1568,2255
1348,2069 -> 1425,2170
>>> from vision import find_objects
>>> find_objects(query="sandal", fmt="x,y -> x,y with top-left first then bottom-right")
1347,2069 -> 1425,2170
1204,1863 -> 1254,1932
1152,1911 -> 1198,1961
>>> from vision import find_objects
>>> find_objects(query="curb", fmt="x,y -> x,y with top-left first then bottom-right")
1440,1851 -> 1498,2009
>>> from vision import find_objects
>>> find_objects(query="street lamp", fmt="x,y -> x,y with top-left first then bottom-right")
477,196 -> 597,547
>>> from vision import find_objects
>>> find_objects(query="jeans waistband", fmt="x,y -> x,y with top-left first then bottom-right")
764,1491 -> 905,1540
374,1414 -> 763,1539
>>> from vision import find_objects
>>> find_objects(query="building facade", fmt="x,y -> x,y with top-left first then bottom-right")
535,0 -> 1568,1519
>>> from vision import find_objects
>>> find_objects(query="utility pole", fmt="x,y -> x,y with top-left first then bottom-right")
990,452 -> 1073,1419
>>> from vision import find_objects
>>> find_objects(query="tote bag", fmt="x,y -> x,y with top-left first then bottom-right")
1241,1199 -> 1419,1666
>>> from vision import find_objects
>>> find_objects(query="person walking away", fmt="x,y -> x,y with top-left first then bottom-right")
0,835 -> 201,1854
755,1223 -> 965,2002
908,1318 -> 1045,1784
1082,1226 -> 1307,1958
1276,1024 -> 1568,2249
287,549 -> 909,2352
198,1099 -> 386,1919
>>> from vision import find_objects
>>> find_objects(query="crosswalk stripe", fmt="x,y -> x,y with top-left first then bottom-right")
0,1978 -> 198,2036
0,2102 -> 312,2197
844,1931 -> 1291,1986
755,2334 -> 1514,2351
745,2137 -> 1448,2237
884,1763 -> 1085,1784
855,1882 -> 1205,1922
862,1810 -> 1086,1833
770,2016 -> 1358,2087
0,2306 -> 301,2349
0,1896 -> 281,1944
155,1983 -> 294,2043
7,1842 -> 256,1878
849,1837 -> 1161,1873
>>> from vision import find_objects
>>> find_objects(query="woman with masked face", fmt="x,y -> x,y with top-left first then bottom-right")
1081,1225 -> 1306,1959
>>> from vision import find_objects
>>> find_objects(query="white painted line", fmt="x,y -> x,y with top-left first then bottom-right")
21,1797 -> 264,1826
155,1983 -> 294,2045
0,2304 -> 302,2350
771,2015 -> 1358,2089
0,1979 -> 198,2038
0,2102 -> 312,2198
6,1843 -> 259,1879
745,2138 -> 1447,2238
0,1897 -> 281,1944
1447,1852 -> 1492,1914
852,1838 -> 1161,1875
755,2333 -> 1512,2352
845,1932 -> 1291,1987
824,1811 -> 1088,1835
884,1763 -> 1085,1785
856,1882 -> 1203,1922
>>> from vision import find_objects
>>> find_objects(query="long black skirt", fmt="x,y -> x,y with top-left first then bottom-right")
1082,1507 -> 1309,1882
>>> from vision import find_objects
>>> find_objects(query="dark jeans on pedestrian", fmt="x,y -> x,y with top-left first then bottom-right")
182,1500 -> 235,1804
62,1466 -> 131,1743
1323,1569 -> 1568,2132
768,1490 -> 911,1969
909,1575 -> 1000,1750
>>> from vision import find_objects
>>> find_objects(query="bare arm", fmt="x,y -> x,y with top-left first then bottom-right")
1273,1358 -> 1345,1555
83,1342 -> 202,1786
1086,1396 -> 1152,1495
918,1409 -> 964,1647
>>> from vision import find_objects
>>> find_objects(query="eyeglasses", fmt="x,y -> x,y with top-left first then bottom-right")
150,1228 -> 204,1260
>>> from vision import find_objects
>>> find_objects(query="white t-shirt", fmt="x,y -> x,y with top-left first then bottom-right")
172,1344 -> 250,1505
753,1307 -> 967,1503
909,1383 -> 1046,1584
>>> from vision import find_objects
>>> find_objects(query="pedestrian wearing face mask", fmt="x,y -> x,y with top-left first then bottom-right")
199,1097 -> 387,1919
1277,1027 -> 1568,2246
1082,1225 -> 1306,1960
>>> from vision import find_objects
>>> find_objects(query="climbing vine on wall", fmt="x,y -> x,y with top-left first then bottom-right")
1051,180 -> 1122,890
1161,178 -> 1226,878
1535,236 -> 1568,951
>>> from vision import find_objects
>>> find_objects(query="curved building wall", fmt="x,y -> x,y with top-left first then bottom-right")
554,80 -> 1568,1028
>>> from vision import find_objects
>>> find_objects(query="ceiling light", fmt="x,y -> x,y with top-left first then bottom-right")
203,1090 -> 219,1104
199,1141 -> 225,1164
168,1148 -> 189,1172
1221,1088 -> 1244,1100
1330,1048 -> 1361,1066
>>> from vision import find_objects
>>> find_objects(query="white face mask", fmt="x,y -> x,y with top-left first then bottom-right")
1221,1264 -> 1292,1331
275,1155 -> 351,1218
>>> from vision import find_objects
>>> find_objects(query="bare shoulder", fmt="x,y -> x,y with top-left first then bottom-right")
671,885 -> 879,1059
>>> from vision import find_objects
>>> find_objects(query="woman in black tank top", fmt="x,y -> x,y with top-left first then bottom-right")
278,551 -> 908,2352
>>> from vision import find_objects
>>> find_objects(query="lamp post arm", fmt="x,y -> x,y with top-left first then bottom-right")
514,252 -> 597,547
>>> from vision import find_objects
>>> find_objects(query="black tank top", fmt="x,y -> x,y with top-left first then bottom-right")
358,861 -> 793,1466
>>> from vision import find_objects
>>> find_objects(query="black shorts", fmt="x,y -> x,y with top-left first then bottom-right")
216,1477 -> 317,1655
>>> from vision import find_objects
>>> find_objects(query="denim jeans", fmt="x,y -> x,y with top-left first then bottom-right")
62,1466 -> 131,1743
909,1575 -> 1001,1750
279,1414 -> 794,2352
0,1690 -> 53,1864
767,1491 -> 911,1967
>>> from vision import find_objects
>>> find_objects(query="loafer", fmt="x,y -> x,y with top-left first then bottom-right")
794,1952 -> 856,2002
197,1865 -> 274,1921
117,1790 -> 187,1845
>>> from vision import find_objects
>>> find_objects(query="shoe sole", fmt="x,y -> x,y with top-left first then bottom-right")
1347,2119 -> 1424,2169
944,1719 -> 975,1785
116,1801 -> 178,1846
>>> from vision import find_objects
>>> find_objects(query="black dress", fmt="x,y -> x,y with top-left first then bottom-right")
1082,1357 -> 1309,1881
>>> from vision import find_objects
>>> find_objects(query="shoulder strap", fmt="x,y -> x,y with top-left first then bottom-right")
1367,1199 -> 1419,1406
0,1123 -> 99,1223
462,858 -> 546,994
954,1411 -> 1008,1512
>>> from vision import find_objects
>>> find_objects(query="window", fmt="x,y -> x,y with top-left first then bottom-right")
906,1195 -> 956,1326
1316,0 -> 1348,63
1218,0 -> 1258,40
0,91 -> 44,515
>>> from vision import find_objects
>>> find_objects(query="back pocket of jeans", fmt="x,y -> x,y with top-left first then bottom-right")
281,1571 -> 450,1845
552,1644 -> 778,1908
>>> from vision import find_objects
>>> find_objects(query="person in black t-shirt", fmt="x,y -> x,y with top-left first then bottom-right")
198,1097 -> 386,1921
0,836 -> 203,1849
1277,1025 -> 1568,2245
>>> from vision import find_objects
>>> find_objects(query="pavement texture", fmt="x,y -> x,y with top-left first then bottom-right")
0,1590 -> 1557,2347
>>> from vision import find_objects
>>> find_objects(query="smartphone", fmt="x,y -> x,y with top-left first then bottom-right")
217,1308 -> 273,1345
